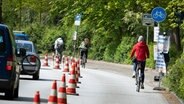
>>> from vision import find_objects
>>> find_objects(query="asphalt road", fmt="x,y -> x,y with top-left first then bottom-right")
0,57 -> 182,104
85,59 -> 183,104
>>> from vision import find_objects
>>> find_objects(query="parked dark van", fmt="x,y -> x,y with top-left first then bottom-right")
0,24 -> 26,99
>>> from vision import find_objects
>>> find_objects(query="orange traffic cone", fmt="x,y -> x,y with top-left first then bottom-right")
43,54 -> 49,66
66,64 -> 79,95
33,91 -> 40,104
58,74 -> 67,104
75,62 -> 81,83
63,60 -> 69,72
48,80 -> 57,104
54,56 -> 60,69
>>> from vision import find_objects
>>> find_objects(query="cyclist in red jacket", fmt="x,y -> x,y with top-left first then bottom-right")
130,35 -> 150,89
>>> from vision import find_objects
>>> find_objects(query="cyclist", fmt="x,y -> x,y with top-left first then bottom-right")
79,38 -> 90,63
130,35 -> 150,89
54,36 -> 64,62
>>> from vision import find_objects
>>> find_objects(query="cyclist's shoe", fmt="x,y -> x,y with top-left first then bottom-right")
141,84 -> 144,89
132,73 -> 135,78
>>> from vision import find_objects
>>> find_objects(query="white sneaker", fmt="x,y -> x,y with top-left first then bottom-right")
132,72 -> 135,78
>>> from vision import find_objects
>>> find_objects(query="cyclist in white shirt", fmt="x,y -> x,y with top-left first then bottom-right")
54,37 -> 64,61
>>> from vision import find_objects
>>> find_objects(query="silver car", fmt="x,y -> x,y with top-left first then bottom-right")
16,40 -> 41,80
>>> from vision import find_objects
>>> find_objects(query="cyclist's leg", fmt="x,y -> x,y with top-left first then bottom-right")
80,49 -> 83,59
84,50 -> 88,63
55,49 -> 58,57
80,50 -> 84,64
132,62 -> 137,78
55,48 -> 60,60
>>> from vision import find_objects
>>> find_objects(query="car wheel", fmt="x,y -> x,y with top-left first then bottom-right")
5,88 -> 14,100
33,73 -> 39,80
14,80 -> 19,98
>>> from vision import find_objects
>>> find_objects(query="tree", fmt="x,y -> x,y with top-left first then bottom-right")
0,0 -> 2,23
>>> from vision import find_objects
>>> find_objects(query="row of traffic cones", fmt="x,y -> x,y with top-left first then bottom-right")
34,60 -> 81,104
33,75 -> 67,104
42,54 -> 79,71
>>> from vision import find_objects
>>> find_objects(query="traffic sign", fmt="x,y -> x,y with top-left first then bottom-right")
74,14 -> 81,26
151,7 -> 167,22
142,13 -> 154,26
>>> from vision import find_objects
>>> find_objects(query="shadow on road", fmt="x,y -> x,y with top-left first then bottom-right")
20,77 -> 60,82
0,95 -> 47,103
16,96 -> 48,103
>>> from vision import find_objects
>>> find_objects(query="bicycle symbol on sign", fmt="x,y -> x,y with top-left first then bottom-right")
153,11 -> 165,19
151,7 -> 167,22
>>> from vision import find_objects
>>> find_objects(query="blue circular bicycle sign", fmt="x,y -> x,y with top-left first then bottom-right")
151,7 -> 167,22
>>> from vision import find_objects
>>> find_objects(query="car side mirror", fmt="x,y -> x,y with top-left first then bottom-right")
16,48 -> 26,57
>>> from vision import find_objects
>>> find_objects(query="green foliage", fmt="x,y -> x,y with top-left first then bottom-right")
103,42 -> 118,62
166,55 -> 184,99
23,23 -> 45,49
146,43 -> 155,69
114,36 -> 135,63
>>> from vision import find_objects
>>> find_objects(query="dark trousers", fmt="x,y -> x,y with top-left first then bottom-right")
80,49 -> 88,60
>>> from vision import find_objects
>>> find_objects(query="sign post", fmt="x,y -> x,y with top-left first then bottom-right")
142,13 -> 154,44
73,14 -> 81,57
151,7 -> 167,91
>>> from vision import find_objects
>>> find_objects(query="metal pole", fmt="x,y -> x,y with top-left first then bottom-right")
147,26 -> 149,44
73,26 -> 78,57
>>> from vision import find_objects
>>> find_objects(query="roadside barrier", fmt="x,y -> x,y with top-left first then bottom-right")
42,54 -> 49,67
48,80 -> 58,104
33,91 -> 40,104
54,56 -> 60,69
58,74 -> 67,104
66,64 -> 79,96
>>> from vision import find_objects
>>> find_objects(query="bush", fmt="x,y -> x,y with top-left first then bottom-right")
103,42 -> 117,62
114,36 -> 135,63
166,55 -> 184,99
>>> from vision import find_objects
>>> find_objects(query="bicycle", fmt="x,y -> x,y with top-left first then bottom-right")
54,49 -> 63,63
81,52 -> 86,68
135,61 -> 142,92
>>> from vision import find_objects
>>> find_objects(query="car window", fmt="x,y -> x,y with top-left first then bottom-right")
15,35 -> 28,40
0,29 -> 5,52
24,43 -> 32,52
16,43 -> 32,52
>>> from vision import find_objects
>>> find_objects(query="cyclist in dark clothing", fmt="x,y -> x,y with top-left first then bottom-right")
79,38 -> 90,62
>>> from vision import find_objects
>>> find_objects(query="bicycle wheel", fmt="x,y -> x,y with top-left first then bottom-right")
81,53 -> 86,68
136,69 -> 141,92
21,55 -> 41,75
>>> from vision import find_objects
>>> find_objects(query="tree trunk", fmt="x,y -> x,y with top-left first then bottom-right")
173,26 -> 182,51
